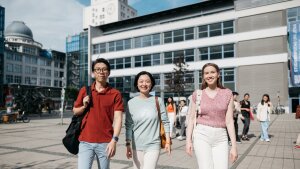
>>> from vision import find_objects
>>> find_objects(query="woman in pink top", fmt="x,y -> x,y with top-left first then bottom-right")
186,63 -> 238,169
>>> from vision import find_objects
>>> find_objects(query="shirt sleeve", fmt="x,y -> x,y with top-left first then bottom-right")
73,87 -> 86,108
125,101 -> 133,141
114,91 -> 124,112
159,97 -> 170,134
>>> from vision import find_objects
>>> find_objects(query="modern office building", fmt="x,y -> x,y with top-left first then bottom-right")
0,6 -> 5,106
66,31 -> 88,88
2,21 -> 66,109
89,0 -> 300,112
83,0 -> 137,29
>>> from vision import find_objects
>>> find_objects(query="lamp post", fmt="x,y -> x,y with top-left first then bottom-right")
60,77 -> 65,125
48,88 -> 51,98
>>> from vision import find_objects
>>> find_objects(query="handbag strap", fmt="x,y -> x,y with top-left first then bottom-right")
80,85 -> 92,129
196,89 -> 202,118
155,96 -> 161,121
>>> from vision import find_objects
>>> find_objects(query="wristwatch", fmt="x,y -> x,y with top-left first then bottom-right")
112,136 -> 119,142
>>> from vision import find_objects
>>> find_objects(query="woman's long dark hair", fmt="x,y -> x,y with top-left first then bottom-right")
167,97 -> 175,108
201,63 -> 225,90
261,94 -> 270,105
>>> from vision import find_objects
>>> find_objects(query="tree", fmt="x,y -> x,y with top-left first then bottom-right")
65,86 -> 79,103
166,55 -> 188,102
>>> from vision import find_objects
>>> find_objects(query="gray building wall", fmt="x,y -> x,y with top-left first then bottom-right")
236,10 -> 286,33
235,0 -> 290,11
237,63 -> 289,107
237,36 -> 287,57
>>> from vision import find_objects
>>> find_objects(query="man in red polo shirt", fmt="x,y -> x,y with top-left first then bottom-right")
73,58 -> 124,169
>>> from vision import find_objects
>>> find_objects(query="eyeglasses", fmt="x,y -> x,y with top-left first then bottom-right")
94,68 -> 108,73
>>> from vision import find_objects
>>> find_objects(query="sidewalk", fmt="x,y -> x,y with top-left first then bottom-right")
0,113 -> 299,169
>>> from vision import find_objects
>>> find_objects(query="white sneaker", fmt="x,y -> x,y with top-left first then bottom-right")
265,139 -> 270,142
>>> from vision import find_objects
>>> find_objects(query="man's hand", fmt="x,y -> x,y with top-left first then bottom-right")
106,140 -> 116,158
82,96 -> 90,108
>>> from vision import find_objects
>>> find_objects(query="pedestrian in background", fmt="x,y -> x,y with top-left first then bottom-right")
73,58 -> 124,169
177,100 -> 188,141
125,71 -> 171,169
166,97 -> 176,138
233,92 -> 242,143
240,93 -> 251,141
257,94 -> 273,142
186,63 -> 238,169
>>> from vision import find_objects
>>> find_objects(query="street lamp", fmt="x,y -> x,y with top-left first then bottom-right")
48,88 -> 51,98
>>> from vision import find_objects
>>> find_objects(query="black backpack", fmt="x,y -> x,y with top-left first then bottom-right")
62,86 -> 92,155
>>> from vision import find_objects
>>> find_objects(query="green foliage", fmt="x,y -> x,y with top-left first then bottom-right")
65,86 -> 79,102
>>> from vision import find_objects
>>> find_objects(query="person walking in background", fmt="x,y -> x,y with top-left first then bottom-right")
240,93 -> 251,141
73,58 -> 124,169
125,71 -> 171,169
186,63 -> 238,169
166,97 -> 176,138
233,92 -> 242,143
257,94 -> 273,142
177,100 -> 188,141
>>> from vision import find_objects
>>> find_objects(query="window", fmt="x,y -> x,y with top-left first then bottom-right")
14,65 -> 22,73
40,68 -> 46,76
116,40 -> 123,51
124,76 -> 131,92
199,44 -> 234,60
15,54 -> 22,62
6,63 -> 13,72
31,77 -> 37,85
185,28 -> 194,40
6,75 -> 13,83
210,45 -> 222,60
93,44 -> 100,54
223,21 -> 234,34
109,42 -> 115,52
100,43 -> 106,53
134,37 -> 142,48
153,74 -> 160,87
152,34 -> 160,45
25,77 -> 30,84
116,58 -> 123,69
142,35 -> 152,47
164,31 -> 172,44
25,66 -> 31,74
223,44 -> 234,58
164,52 -> 172,64
14,76 -> 21,83
185,49 -> 194,62
199,47 -> 209,60
109,59 -> 115,69
173,29 -> 184,42
124,57 -> 131,68
143,55 -> 151,67
124,39 -> 131,49
209,23 -> 222,37
31,67 -> 37,75
135,56 -> 142,67
54,71 -> 59,78
46,70 -> 51,76
152,54 -> 160,65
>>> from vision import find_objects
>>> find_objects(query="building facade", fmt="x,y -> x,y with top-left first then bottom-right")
2,21 -> 66,109
89,0 -> 300,112
0,6 -> 5,106
66,31 -> 88,88
83,0 -> 137,29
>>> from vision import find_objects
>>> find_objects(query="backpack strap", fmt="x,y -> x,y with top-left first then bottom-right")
196,89 -> 202,118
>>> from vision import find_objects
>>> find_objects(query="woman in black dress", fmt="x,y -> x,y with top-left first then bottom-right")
240,93 -> 251,141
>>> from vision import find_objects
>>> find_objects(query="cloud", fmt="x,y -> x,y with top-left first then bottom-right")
1,0 -> 84,52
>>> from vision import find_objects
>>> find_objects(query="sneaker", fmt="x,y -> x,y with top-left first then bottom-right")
236,140 -> 242,144
260,138 -> 264,141
265,139 -> 270,142
177,136 -> 183,140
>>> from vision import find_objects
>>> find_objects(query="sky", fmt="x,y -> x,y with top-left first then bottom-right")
1,0 -> 200,52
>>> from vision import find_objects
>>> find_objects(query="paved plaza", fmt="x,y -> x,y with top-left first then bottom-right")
0,112 -> 300,169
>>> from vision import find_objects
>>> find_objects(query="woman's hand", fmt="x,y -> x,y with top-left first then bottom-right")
165,143 -> 171,155
126,146 -> 132,159
186,141 -> 193,156
229,147 -> 238,164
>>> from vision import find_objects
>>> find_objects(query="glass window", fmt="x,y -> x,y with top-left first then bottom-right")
124,76 -> 131,92
25,56 -> 31,63
93,44 -> 100,54
116,77 -> 123,90
109,59 -> 115,69
116,40 -> 123,51
153,74 -> 160,87
6,75 -> 13,83
174,50 -> 184,62
164,31 -> 172,44
199,47 -> 208,60
134,37 -> 142,48
31,77 -> 37,85
209,23 -> 222,37
14,65 -> 22,73
185,28 -> 194,40
135,56 -> 142,67
164,52 -> 172,64
116,58 -> 123,69
210,45 -> 222,60
173,29 -> 184,42
100,43 -> 106,53
46,70 -> 51,76
25,66 -> 31,74
198,25 -> 208,38
143,55 -> 151,67
31,67 -> 37,75
152,54 -> 160,66
223,21 -> 234,34
14,76 -> 21,83
142,35 -> 152,47
124,57 -> 131,68
152,34 -> 160,45
25,77 -> 30,84
109,42 -> 115,52
6,63 -> 13,72
124,39 -> 131,49
40,68 -> 46,76
15,54 -> 22,62
223,44 -> 234,58
185,49 -> 194,62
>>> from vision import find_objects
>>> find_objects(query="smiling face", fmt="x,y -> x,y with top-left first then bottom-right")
263,95 -> 269,102
137,74 -> 152,95
203,65 -> 220,87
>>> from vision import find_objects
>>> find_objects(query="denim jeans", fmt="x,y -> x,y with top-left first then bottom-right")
242,117 -> 250,136
78,141 -> 109,169
260,121 -> 270,140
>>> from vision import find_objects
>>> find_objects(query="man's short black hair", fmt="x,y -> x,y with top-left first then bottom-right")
92,58 -> 110,72
134,71 -> 156,92
232,92 -> 239,96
